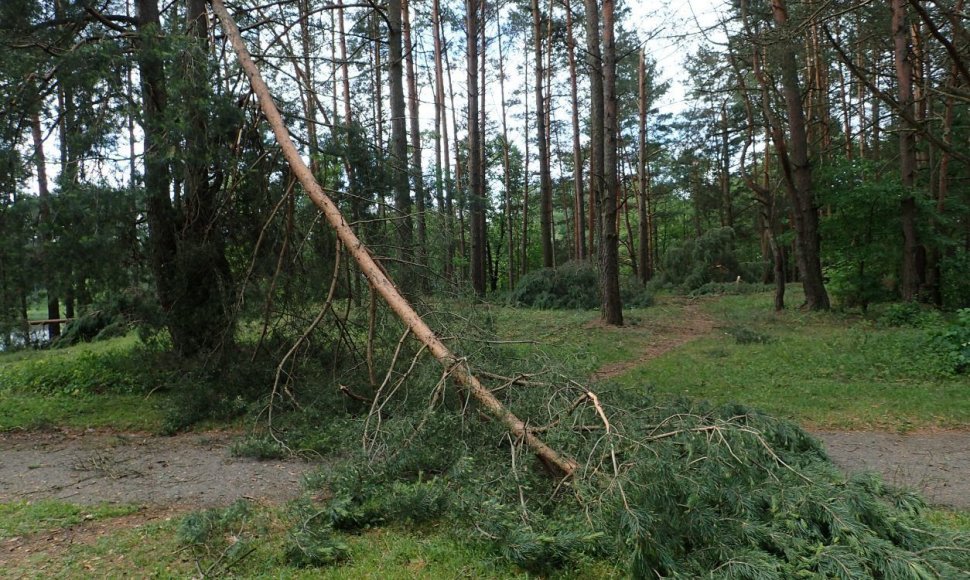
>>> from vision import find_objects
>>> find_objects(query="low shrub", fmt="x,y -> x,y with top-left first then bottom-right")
230,435 -> 288,460
654,227 -> 752,293
510,261 -> 599,309
510,261 -> 653,310
725,325 -> 774,345
877,301 -> 943,328
0,342 -> 159,396
929,308 -> 970,374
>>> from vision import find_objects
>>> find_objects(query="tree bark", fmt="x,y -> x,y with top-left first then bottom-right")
30,111 -> 60,340
136,0 -> 180,349
497,15 -> 516,288
402,0 -> 426,290
431,0 -> 454,281
600,0 -> 623,325
892,0 -> 922,301
211,0 -> 577,477
531,0 -> 554,268
388,0 -> 413,283
767,0 -> 830,310
467,0 -> 486,296
636,49 -> 650,284
584,0 -> 603,264
564,0 -> 586,261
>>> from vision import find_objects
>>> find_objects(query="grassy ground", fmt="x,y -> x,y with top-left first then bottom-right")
0,336 -> 169,433
493,291 -> 969,431
2,291 -> 967,577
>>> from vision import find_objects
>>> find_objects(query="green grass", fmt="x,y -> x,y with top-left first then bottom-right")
0,335 -> 170,432
0,392 -> 168,432
0,502 -> 617,579
925,509 -> 970,533
492,291 -> 970,430
0,500 -> 140,537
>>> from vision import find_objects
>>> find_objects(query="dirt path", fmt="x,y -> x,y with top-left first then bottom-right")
0,429 -> 318,566
591,297 -> 970,510
591,298 -> 716,381
0,429 -> 314,508
813,431 -> 970,509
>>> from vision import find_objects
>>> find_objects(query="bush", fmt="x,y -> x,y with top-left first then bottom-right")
510,261 -> 601,310
510,261 -> 653,310
230,435 -> 288,460
654,227 -> 748,292
0,341 -> 159,396
929,309 -> 970,374
725,325 -> 773,345
941,251 -> 970,309
878,302 -> 943,328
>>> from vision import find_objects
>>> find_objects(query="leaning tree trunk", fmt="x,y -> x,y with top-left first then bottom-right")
209,0 -> 578,477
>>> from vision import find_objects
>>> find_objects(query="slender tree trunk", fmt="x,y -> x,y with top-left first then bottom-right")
564,0 -> 586,261
467,0 -> 486,295
338,0 -> 352,126
497,16 -> 516,288
584,0 -> 603,267
402,0 -> 426,290
212,0 -> 577,477
442,25 -> 466,277
388,0 -> 413,282
892,0 -> 922,301
521,31 -> 530,277
767,0 -> 830,310
432,0 -> 453,281
30,111 -> 60,340
531,0 -> 554,268
600,0 -> 623,325
636,49 -> 651,283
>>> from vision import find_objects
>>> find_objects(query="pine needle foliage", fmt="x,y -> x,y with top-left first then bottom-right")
236,299 -> 968,577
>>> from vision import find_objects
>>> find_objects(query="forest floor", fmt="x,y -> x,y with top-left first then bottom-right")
2,293 -> 969,571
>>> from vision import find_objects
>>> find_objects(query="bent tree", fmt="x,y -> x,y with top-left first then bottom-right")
209,0 -> 577,477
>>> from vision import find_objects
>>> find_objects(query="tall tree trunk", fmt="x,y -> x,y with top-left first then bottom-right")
600,0 -> 623,325
30,111 -> 60,340
432,0 -> 454,281
497,15 -> 516,288
402,0 -> 427,290
443,24 -> 466,277
892,0 -> 922,301
636,49 -> 650,283
338,0 -> 352,125
564,0 -> 586,261
388,0 -> 413,283
521,31 -> 530,277
531,0 -> 554,268
584,0 -> 603,267
467,0 -> 486,295
136,0 -> 179,348
767,0 -> 830,310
